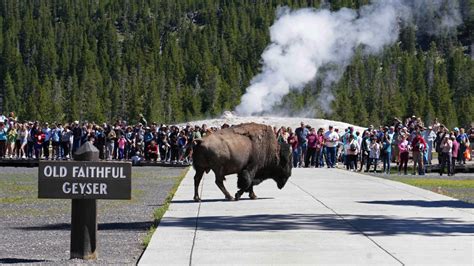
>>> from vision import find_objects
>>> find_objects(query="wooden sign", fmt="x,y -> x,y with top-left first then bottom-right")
38,161 -> 132,200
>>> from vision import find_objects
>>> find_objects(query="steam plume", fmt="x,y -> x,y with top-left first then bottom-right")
235,0 -> 462,116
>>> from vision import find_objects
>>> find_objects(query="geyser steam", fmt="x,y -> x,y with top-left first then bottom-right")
235,0 -> 462,116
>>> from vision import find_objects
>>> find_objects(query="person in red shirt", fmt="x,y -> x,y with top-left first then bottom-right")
305,128 -> 318,167
34,131 -> 46,159
288,129 -> 299,168
411,130 -> 427,175
147,140 -> 159,162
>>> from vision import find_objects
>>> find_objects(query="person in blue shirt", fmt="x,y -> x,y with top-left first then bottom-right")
382,134 -> 392,174
143,127 -> 155,161
42,123 -> 51,159
51,123 -> 63,159
456,128 -> 469,164
0,122 -> 7,158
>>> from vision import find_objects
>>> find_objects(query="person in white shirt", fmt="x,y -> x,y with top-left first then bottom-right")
440,135 -> 453,176
423,126 -> 437,165
324,125 -> 339,168
0,112 -> 6,123
368,137 -> 381,172
344,134 -> 359,171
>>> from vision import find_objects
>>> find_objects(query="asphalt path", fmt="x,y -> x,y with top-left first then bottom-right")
140,168 -> 473,265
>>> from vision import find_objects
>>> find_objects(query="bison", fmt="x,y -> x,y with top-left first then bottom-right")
192,122 -> 292,201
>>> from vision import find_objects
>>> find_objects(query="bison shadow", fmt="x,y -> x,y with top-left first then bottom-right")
171,197 -> 274,204
357,200 -> 474,209
160,213 -> 473,236
0,258 -> 47,264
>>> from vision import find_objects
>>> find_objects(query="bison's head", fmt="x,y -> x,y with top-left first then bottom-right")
276,142 -> 292,189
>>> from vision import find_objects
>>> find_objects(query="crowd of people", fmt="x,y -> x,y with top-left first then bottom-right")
0,111 -> 473,175
0,112 -> 220,165
280,116 -> 474,176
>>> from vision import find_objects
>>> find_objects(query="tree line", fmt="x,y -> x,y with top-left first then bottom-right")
0,0 -> 472,128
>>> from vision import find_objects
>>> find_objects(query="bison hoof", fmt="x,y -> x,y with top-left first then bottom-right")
234,193 -> 241,201
193,196 -> 201,202
249,194 -> 257,200
225,196 -> 235,201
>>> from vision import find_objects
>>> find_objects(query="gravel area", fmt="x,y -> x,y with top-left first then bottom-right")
0,166 -> 188,265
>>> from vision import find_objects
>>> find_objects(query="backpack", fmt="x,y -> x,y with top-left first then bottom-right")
350,143 -> 357,151
381,143 -> 388,153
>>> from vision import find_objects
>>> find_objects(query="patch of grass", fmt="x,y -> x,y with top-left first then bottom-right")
0,178 -> 36,195
373,175 -> 474,203
0,173 -> 37,210
393,178 -> 474,188
132,172 -> 153,179
142,168 -> 189,247
0,196 -> 25,204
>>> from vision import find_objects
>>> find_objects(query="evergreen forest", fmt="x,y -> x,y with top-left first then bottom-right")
0,0 -> 473,128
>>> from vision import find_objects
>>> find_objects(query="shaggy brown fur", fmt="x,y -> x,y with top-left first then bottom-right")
192,123 -> 292,201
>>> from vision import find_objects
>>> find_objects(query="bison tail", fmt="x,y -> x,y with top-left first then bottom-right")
237,170 -> 252,191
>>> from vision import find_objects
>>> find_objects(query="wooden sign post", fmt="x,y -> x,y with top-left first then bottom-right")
38,142 -> 132,260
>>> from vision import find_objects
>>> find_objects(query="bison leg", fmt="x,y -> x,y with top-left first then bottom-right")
248,186 -> 257,199
215,176 -> 234,201
235,189 -> 245,201
193,169 -> 205,202
235,169 -> 253,201
237,169 -> 252,191
235,185 -> 257,200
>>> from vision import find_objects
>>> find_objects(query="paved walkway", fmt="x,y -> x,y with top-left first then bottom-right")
139,168 -> 473,265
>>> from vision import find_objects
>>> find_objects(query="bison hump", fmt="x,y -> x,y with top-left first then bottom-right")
228,123 -> 273,141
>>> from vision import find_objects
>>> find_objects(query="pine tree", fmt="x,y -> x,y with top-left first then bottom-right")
144,75 -> 164,123
2,73 -> 16,114
400,54 -> 415,117
50,76 -> 65,123
0,0 -> 470,126
81,69 -> 105,123
433,63 -> 458,128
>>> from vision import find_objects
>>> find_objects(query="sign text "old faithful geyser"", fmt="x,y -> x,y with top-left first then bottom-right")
38,161 -> 132,200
